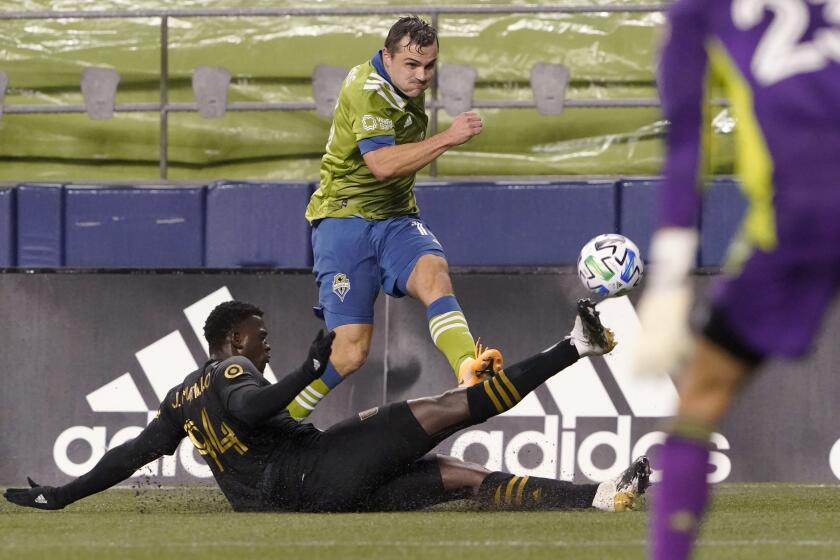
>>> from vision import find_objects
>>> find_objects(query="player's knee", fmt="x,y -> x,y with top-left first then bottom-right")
428,387 -> 468,410
407,255 -> 454,302
330,342 -> 370,374
330,324 -> 373,374
427,259 -> 453,294
436,455 -> 490,494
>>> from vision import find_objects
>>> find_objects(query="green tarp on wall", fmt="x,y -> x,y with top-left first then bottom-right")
0,1 -> 734,181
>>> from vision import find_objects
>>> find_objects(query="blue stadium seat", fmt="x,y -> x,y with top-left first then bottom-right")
17,183 -> 64,267
700,179 -> 746,266
618,179 -> 659,260
64,185 -> 205,267
414,181 -> 617,266
205,182 -> 313,268
0,187 -> 15,266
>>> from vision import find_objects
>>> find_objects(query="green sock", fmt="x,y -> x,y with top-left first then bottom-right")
428,309 -> 475,378
286,378 -> 331,420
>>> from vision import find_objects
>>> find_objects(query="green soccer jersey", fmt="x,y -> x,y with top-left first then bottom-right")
305,54 -> 429,222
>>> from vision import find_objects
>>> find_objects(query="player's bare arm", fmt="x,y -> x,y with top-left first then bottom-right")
363,111 -> 483,181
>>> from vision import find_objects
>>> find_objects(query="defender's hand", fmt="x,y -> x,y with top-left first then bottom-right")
303,329 -> 335,378
444,112 -> 483,146
3,477 -> 64,510
633,228 -> 699,377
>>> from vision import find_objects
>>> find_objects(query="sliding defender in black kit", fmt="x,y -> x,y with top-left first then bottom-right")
5,300 -> 649,513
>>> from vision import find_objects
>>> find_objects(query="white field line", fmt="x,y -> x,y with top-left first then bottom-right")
3,540 -> 840,549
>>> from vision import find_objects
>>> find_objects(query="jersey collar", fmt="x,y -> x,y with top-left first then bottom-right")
371,50 -> 408,98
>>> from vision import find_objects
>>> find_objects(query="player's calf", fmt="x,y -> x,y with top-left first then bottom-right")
465,299 -> 617,423
475,457 -> 650,512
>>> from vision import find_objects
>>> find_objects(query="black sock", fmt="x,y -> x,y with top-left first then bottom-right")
477,472 -> 598,510
467,339 -> 579,423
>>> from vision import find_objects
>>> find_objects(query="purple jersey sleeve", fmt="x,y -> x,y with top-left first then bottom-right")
657,0 -> 709,228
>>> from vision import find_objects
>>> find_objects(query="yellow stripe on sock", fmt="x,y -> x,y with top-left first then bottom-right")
504,476 -> 519,505
494,483 -> 503,505
515,475 -> 530,506
483,381 -> 505,413
491,377 -> 513,409
497,370 -> 522,403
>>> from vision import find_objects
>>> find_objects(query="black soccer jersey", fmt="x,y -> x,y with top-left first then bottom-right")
156,356 -> 319,510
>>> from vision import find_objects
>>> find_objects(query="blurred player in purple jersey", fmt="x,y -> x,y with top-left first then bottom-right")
634,0 -> 840,558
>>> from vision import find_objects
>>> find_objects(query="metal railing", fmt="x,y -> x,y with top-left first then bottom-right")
0,4 -> 670,178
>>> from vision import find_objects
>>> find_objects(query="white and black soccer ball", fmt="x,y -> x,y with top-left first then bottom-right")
577,234 -> 644,297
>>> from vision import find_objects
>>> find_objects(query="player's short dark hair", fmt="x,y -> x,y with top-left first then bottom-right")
204,300 -> 264,350
385,16 -> 438,55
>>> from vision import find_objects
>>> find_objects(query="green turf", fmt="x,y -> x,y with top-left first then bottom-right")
2,484 -> 840,560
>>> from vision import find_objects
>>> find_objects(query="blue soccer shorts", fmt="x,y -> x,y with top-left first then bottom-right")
311,216 -> 446,329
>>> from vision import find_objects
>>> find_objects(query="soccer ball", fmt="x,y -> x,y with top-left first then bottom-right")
577,234 -> 644,297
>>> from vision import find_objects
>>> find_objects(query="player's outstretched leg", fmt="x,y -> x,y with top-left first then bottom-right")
409,299 -> 616,438
478,455 -> 651,511
358,454 -> 650,513
464,298 -> 615,424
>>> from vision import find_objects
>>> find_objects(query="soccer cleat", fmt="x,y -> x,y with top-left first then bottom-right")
568,298 -> 617,357
458,340 -> 504,387
592,455 -> 652,512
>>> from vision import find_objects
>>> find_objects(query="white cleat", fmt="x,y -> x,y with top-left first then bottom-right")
592,455 -> 652,512
568,298 -> 617,357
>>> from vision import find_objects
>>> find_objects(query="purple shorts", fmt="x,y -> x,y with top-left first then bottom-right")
711,199 -> 840,358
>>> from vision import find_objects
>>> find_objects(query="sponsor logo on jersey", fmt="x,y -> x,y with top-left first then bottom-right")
332,273 -> 351,302
361,114 -> 393,131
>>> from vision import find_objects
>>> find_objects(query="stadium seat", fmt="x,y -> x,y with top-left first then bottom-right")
438,64 -> 477,116
0,71 -> 7,119
64,185 -> 205,267
16,183 -> 64,267
531,63 -> 570,115
415,181 -> 616,266
312,65 -> 348,118
192,66 -> 231,118
205,181 -> 313,268
0,187 -> 15,266
80,67 -> 120,120
700,178 -> 746,266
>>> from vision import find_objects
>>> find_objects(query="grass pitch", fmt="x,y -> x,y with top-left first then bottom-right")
2,484 -> 840,560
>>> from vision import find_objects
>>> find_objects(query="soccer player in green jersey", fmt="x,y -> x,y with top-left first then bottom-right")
290,16 -> 495,420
